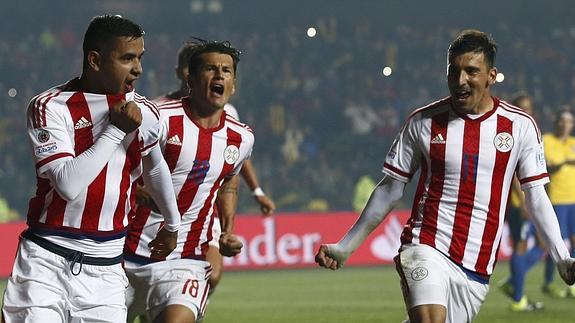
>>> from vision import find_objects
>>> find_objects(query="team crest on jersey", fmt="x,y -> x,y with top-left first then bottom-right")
411,267 -> 428,281
388,149 -> 397,159
224,145 -> 240,164
37,129 -> 50,143
494,132 -> 514,152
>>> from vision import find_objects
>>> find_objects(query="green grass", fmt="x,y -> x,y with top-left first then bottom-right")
1,262 -> 574,322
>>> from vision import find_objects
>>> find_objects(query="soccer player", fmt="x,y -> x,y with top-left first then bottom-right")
542,109 -> 575,297
124,39 -> 254,323
498,93 -> 546,310
151,42 -> 275,296
315,29 -> 575,322
1,15 -> 180,322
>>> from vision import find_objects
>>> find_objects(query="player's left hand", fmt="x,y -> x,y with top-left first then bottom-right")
148,227 -> 178,258
219,232 -> 243,257
557,258 -> 575,285
256,195 -> 276,216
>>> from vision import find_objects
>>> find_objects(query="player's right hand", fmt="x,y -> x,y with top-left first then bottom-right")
315,244 -> 349,270
219,232 -> 243,257
110,100 -> 142,133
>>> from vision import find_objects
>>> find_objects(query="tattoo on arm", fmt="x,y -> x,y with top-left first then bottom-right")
220,187 -> 238,194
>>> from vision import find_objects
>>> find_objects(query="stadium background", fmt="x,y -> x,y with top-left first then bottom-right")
1,0 -> 575,321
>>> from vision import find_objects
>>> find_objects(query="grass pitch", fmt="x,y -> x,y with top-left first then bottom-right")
1,262 -> 573,322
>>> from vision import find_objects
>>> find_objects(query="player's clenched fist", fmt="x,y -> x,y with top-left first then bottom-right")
110,100 -> 142,133
558,258 -> 575,285
315,244 -> 349,270
219,232 -> 243,257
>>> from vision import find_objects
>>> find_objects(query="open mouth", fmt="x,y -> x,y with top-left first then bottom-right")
210,84 -> 224,96
125,80 -> 136,92
455,89 -> 471,101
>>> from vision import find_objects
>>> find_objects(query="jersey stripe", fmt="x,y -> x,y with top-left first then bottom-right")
402,156 -> 428,244
449,119 -> 481,263
475,114 -> 513,273
31,92 -> 51,128
66,93 -> 106,232
36,153 -> 74,169
419,111 -> 449,246
124,207 -> 153,255
519,173 -> 549,184
177,129 -> 213,216
36,90 -> 61,128
26,178 -> 52,225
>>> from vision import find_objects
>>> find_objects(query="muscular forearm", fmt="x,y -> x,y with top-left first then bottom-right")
141,146 -> 180,232
337,176 -> 405,255
524,185 -> 570,263
46,125 -> 125,200
216,175 -> 240,233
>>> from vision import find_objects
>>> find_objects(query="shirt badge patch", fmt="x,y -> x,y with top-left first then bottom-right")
411,267 -> 429,281
494,132 -> 514,152
224,145 -> 240,164
536,145 -> 546,167
37,129 -> 50,143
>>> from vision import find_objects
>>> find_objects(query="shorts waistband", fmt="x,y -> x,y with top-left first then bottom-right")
22,229 -> 123,267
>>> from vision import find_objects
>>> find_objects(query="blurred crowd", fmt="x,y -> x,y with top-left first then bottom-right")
2,1 -> 575,219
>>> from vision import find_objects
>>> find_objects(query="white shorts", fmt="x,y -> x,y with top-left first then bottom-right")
2,238 -> 128,323
125,258 -> 212,321
394,244 -> 489,323
208,217 -> 222,249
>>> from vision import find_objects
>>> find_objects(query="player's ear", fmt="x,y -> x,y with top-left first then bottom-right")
87,50 -> 102,72
231,83 -> 236,95
488,67 -> 497,86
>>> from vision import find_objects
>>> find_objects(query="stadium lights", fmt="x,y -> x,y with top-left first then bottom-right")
496,72 -> 505,83
307,27 -> 317,38
382,66 -> 393,77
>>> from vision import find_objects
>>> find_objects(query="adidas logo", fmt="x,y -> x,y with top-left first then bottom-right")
167,135 -> 182,146
431,133 -> 446,144
74,117 -> 92,130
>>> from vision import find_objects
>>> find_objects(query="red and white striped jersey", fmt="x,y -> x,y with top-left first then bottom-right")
383,97 -> 548,277
124,98 -> 254,266
26,79 -> 160,257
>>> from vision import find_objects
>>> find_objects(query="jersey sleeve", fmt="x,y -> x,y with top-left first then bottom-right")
230,130 -> 254,176
224,103 -> 240,120
136,99 -> 161,157
517,120 -> 549,189
27,96 -> 75,176
382,115 -> 421,182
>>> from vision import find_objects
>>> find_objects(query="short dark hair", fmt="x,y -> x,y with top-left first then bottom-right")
185,38 -> 241,76
176,43 -> 196,70
448,29 -> 497,69
82,15 -> 144,59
